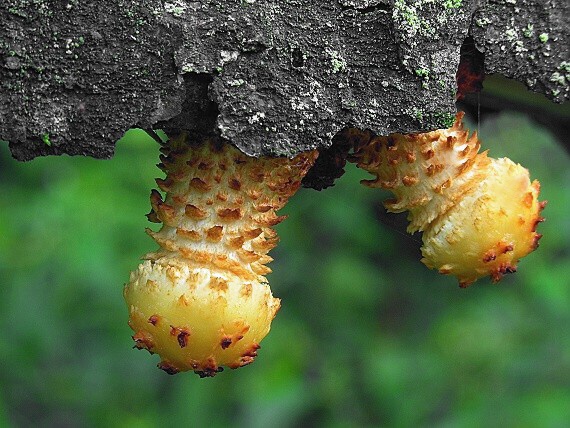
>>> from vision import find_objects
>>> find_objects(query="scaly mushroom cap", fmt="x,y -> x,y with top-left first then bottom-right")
124,135 -> 317,376
350,112 -> 544,286
421,157 -> 544,287
125,259 -> 280,376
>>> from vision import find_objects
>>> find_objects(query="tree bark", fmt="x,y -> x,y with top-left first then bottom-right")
1,1 -> 568,180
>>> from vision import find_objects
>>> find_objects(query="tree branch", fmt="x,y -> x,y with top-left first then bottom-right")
1,0 -> 567,176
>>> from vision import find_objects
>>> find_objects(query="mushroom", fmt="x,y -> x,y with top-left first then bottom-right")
124,134 -> 318,376
349,112 -> 545,287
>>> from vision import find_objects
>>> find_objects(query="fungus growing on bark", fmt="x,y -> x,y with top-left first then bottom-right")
125,112 -> 545,375
349,112 -> 545,287
124,134 -> 317,376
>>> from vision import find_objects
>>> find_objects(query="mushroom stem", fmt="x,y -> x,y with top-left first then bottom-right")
124,134 -> 317,376
349,112 -> 545,287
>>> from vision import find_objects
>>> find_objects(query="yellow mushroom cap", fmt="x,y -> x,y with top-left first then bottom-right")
124,258 -> 280,376
421,157 -> 544,287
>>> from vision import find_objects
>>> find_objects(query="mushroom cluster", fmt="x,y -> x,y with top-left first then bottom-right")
349,112 -> 545,287
124,134 -> 317,376
125,112 -> 545,375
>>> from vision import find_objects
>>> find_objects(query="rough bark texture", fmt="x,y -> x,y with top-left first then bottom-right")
1,1 -> 568,178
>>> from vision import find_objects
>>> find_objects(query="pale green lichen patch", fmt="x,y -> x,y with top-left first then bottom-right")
443,0 -> 462,8
550,72 -> 566,85
415,67 -> 430,89
414,108 -> 424,121
522,24 -> 534,38
164,1 -> 187,17
436,112 -> 455,128
475,16 -> 492,27
8,0 -> 53,19
499,26 -> 530,55
64,36 -> 85,57
505,28 -> 517,42
415,68 -> 430,77
41,133 -> 51,146
548,62 -> 569,97
227,78 -> 245,87
393,0 -> 464,38
394,0 -> 431,37
325,49 -> 347,74
410,109 -> 455,128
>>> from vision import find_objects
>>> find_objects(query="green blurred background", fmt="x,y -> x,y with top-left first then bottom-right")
1,92 -> 569,426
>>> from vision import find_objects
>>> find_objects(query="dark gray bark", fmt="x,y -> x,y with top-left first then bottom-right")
1,1 -> 568,173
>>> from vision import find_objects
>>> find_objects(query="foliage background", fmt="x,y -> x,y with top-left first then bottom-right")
1,92 -> 569,426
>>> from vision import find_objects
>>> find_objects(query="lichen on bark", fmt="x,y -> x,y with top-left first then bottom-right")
1,0 -> 567,183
